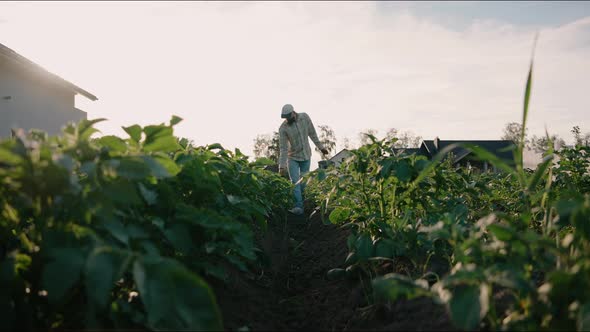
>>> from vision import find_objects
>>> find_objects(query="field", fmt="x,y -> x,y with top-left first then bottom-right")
1,61 -> 590,331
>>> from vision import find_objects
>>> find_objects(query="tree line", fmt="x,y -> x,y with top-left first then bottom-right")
252,126 -> 422,162
501,122 -> 590,153
253,123 -> 590,163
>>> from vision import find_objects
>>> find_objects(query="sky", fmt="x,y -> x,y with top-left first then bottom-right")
1,1 -> 589,169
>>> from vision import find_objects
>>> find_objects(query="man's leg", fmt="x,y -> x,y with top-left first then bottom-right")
288,159 -> 304,209
299,159 -> 311,201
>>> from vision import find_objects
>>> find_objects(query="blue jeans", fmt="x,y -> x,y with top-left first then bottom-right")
288,159 -> 311,209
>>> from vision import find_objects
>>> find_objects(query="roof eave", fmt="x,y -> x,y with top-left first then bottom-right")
73,86 -> 98,101
0,43 -> 98,101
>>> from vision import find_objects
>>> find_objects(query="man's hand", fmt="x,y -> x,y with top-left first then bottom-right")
321,148 -> 329,155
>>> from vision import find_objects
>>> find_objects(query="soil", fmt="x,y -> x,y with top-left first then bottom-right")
210,201 -> 454,331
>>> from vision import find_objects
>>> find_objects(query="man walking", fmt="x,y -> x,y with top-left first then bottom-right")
278,104 -> 328,215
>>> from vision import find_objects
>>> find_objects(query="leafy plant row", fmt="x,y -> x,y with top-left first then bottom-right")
0,116 -> 292,330
307,57 -> 590,330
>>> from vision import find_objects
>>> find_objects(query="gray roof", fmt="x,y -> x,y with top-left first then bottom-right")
421,139 -> 516,163
0,42 -> 98,101
329,149 -> 352,162
392,147 -> 425,156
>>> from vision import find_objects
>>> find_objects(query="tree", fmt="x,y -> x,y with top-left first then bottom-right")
572,126 -> 582,146
358,129 -> 378,146
385,127 -> 422,148
501,122 -> 528,146
530,134 -> 566,153
268,131 -> 280,162
253,131 -> 280,162
341,137 -> 353,150
385,128 -> 398,142
572,125 -> 590,147
253,134 -> 271,159
316,125 -> 337,159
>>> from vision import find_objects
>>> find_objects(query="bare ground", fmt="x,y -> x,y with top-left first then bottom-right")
210,202 -> 454,331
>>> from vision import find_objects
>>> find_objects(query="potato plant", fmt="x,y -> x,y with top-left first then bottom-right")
307,59 -> 590,331
0,116 -> 292,330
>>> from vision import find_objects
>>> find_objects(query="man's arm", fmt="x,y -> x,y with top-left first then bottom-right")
278,126 -> 289,171
305,114 -> 328,154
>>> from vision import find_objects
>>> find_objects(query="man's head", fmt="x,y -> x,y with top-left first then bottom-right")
281,104 -> 296,124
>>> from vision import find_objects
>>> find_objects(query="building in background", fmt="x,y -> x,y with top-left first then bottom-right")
0,42 -> 97,137
320,138 -> 528,172
318,148 -> 352,170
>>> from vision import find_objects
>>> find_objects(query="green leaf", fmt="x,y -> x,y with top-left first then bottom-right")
207,143 -> 224,151
317,168 -> 327,181
373,273 -> 431,302
356,233 -> 374,260
144,125 -> 172,140
78,118 -> 106,140
517,34 -> 537,169
487,224 -> 516,242
374,238 -> 395,258
407,143 -> 461,192
394,160 -> 412,182
347,234 -> 356,250
578,302 -> 590,332
102,180 -> 141,205
133,257 -> 222,330
227,195 -> 247,205
85,247 -> 130,308
140,155 -> 172,178
116,157 -> 152,180
123,125 -> 142,143
345,252 -> 358,266
138,183 -> 157,205
329,207 -> 351,224
486,267 -> 533,294
448,284 -> 489,331
0,147 -> 23,164
175,205 -> 244,232
97,135 -> 127,154
521,39 -> 536,151
101,218 -> 129,245
527,154 -> 552,192
143,135 -> 179,153
170,115 -> 183,126
415,159 -> 430,172
80,161 -> 97,177
232,230 -> 256,261
142,125 -> 179,152
164,224 -> 194,254
14,253 -> 31,274
52,154 -> 76,172
140,241 -> 161,257
127,224 -> 149,240
42,249 -> 85,304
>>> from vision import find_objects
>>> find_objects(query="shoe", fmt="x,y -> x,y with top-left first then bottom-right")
288,207 -> 304,215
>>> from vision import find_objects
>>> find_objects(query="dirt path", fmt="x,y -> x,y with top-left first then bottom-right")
211,204 -> 453,331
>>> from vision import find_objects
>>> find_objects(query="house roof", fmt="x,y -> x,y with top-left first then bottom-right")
422,141 -> 436,155
392,147 -> 425,156
0,42 -> 98,101
421,139 -> 516,163
329,149 -> 352,162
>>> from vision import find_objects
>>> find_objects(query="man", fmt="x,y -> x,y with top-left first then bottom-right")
278,104 -> 329,215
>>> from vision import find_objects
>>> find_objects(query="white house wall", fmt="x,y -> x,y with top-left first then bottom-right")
0,61 -> 86,138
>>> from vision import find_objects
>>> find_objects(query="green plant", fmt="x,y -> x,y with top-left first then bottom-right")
0,116 -> 292,330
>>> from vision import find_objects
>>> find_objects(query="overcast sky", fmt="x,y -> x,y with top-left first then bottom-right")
1,1 -> 589,168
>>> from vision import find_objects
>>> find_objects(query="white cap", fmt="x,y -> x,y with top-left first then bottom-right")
281,104 -> 294,118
